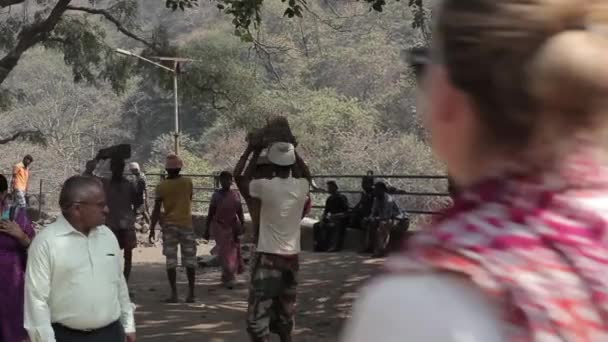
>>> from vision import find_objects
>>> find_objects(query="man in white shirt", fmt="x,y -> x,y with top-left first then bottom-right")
236,142 -> 310,342
24,175 -> 136,342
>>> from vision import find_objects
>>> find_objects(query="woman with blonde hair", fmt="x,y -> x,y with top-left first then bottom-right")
342,1 -> 608,341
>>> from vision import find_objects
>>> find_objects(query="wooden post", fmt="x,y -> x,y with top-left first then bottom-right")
213,172 -> 220,190
38,179 -> 43,219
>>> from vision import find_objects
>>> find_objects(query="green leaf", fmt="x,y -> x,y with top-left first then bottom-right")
241,31 -> 254,42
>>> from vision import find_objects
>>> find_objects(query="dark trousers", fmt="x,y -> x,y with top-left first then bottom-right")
313,218 -> 348,252
52,320 -> 125,342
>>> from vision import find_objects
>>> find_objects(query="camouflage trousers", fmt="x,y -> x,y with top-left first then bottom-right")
247,253 -> 299,341
162,225 -> 197,269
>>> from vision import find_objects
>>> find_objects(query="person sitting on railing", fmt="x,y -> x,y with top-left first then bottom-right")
362,181 -> 409,258
349,175 -> 375,231
313,180 -> 350,253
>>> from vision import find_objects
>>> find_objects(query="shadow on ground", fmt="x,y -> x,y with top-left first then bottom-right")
130,252 -> 383,342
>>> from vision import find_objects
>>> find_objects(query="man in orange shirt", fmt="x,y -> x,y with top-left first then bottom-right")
12,155 -> 33,214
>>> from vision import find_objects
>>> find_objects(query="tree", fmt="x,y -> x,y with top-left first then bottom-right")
0,0 -> 149,89
166,0 -> 425,36
0,0 -> 427,91
0,0 -> 430,154
2,48 -> 132,166
0,0 -> 440,215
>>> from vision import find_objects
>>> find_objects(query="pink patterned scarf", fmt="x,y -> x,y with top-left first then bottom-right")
387,153 -> 608,341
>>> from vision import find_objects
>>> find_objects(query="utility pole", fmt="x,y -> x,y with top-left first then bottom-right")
116,49 -> 194,155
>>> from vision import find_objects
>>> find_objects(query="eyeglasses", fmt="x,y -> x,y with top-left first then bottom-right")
72,201 -> 106,209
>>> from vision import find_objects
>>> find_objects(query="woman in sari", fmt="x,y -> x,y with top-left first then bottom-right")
0,174 -> 35,341
206,171 -> 245,289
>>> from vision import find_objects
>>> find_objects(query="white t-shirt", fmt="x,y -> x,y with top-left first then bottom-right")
250,177 -> 310,255
341,274 -> 505,342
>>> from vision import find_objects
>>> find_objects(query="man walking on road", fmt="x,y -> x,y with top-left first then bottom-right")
12,154 -> 33,215
149,154 -> 197,303
237,141 -> 311,342
104,159 -> 139,283
24,175 -> 136,342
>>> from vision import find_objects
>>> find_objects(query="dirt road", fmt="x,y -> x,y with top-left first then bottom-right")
129,244 -> 383,342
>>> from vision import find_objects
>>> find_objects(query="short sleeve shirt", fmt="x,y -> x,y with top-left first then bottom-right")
156,177 -> 193,229
13,162 -> 29,191
249,177 -> 310,255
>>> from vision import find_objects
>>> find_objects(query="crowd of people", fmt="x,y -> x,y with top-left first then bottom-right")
0,140 -> 314,342
2,0 -> 608,341
312,178 -> 409,258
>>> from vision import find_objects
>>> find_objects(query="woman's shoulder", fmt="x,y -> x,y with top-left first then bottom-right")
342,273 -> 505,342
210,190 -> 223,201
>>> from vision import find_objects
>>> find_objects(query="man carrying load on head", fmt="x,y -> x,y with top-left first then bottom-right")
237,139 -> 311,342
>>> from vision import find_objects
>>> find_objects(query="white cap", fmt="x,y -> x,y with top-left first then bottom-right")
129,162 -> 140,171
267,142 -> 296,166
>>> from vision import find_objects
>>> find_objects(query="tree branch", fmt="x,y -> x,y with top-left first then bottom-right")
0,0 -> 24,9
252,39 -> 285,86
0,130 -> 41,145
66,5 -> 156,49
182,76 -> 235,110
0,0 -> 72,86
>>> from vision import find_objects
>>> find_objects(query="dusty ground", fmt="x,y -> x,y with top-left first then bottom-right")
129,243 -> 384,342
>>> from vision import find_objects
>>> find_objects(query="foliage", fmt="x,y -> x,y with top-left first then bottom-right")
1,0 -> 444,215
177,31 -> 260,111
147,133 -> 203,167
165,0 -> 427,42
2,48 -> 132,169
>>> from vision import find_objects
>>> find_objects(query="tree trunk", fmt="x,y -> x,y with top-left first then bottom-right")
0,130 -> 40,145
0,0 -> 25,8
0,0 -> 72,86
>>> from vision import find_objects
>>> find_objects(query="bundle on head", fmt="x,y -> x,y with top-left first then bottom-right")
247,116 -> 297,149
95,144 -> 131,160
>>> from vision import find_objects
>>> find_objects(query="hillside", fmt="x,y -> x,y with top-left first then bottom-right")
0,0 -> 443,212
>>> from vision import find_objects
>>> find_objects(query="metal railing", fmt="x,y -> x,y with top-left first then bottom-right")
144,172 -> 450,217
27,172 -> 450,217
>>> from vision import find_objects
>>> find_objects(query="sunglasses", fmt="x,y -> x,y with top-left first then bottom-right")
406,46 -> 431,79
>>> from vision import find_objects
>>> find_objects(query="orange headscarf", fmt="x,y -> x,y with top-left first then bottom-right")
165,154 -> 183,169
